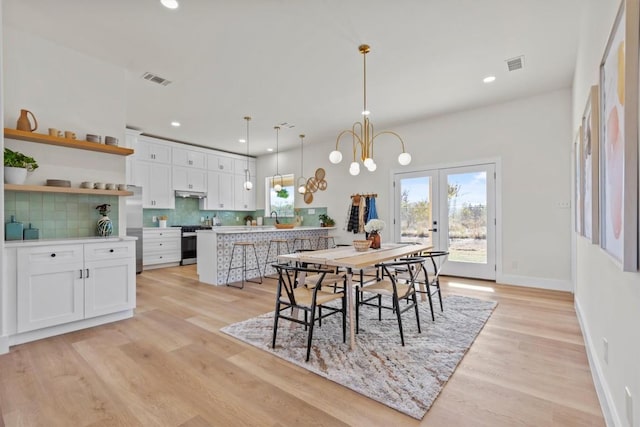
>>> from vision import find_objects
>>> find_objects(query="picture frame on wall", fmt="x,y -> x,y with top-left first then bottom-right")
599,0 -> 639,271
581,85 -> 600,244
574,127 -> 584,236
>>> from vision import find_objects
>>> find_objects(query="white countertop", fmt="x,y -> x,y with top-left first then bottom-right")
4,236 -> 137,248
198,226 -> 335,234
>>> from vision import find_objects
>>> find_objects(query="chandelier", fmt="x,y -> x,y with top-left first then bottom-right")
329,44 -> 411,175
242,116 -> 253,190
297,134 -> 307,194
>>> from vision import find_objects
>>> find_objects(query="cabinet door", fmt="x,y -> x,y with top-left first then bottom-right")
173,147 -> 206,169
234,174 -> 255,211
137,161 -> 174,208
17,245 -> 85,333
218,172 -> 234,209
137,137 -> 171,164
207,154 -> 234,173
173,166 -> 207,192
84,257 -> 136,317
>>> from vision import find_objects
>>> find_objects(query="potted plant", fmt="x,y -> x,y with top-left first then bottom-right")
4,148 -> 38,185
319,213 -> 335,227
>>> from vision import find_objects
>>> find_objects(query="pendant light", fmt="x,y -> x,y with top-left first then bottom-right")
297,134 -> 307,194
242,116 -> 253,190
272,126 -> 283,192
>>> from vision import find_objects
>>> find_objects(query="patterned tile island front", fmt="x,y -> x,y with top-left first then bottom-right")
196,226 -> 333,285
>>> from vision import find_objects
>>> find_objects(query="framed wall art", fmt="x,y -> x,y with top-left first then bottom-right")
581,85 -> 600,243
574,127 -> 584,236
599,0 -> 639,271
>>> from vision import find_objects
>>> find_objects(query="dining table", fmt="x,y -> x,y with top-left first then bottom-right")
277,242 -> 433,349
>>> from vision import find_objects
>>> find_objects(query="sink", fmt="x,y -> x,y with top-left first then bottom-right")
274,223 -> 295,229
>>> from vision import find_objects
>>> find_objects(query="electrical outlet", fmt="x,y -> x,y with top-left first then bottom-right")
236,216 -> 239,221
625,387 -> 633,426
200,217 -> 204,222
308,209 -> 315,214
152,216 -> 157,222
556,201 -> 570,209
603,338 -> 608,364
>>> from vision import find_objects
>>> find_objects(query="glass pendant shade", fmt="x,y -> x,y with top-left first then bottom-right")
398,152 -> 412,166
329,150 -> 343,164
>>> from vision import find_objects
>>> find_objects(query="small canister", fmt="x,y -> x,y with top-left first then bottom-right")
5,215 -> 24,241
24,223 -> 40,240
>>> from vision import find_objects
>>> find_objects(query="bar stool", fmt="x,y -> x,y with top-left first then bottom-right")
263,238 -> 290,278
292,237 -> 313,251
316,235 -> 336,250
226,242 -> 262,289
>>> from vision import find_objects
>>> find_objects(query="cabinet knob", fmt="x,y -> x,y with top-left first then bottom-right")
51,253 -> 56,257
160,243 -> 163,246
109,249 -> 114,253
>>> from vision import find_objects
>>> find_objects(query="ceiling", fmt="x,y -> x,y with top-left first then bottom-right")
3,0 -> 586,156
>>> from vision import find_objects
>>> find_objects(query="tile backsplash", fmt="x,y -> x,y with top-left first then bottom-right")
143,197 -> 328,227
4,191 -> 119,239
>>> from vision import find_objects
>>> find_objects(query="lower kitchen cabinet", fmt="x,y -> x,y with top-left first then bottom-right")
14,240 -> 136,334
143,228 -> 181,268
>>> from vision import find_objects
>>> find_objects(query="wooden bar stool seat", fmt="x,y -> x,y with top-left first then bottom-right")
293,237 -> 313,251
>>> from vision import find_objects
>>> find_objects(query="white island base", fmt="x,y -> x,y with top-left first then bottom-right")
196,226 -> 333,285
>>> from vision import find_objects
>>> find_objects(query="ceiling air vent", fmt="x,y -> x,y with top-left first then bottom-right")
506,56 -> 524,72
141,72 -> 172,86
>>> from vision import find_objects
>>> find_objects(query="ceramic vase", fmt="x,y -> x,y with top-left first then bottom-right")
4,167 -> 28,184
97,215 -> 113,237
369,231 -> 381,249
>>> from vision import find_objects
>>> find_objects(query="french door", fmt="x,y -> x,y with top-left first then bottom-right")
393,163 -> 496,280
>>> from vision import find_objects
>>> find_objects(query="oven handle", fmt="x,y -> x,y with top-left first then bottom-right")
182,232 -> 198,237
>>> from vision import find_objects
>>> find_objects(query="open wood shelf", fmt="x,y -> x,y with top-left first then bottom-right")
4,128 -> 134,156
5,184 -> 133,196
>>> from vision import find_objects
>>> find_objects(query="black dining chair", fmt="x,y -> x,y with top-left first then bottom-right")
272,263 -> 347,361
415,251 -> 448,320
355,257 -> 423,346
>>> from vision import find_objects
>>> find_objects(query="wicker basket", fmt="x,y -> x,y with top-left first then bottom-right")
353,240 -> 372,252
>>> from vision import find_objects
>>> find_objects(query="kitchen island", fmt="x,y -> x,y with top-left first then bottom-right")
196,226 -> 334,285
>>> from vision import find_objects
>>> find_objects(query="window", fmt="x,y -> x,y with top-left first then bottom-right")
265,174 -> 295,217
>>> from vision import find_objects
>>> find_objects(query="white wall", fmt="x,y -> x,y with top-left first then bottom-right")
1,26 -> 128,348
572,1 -> 640,426
258,88 -> 573,290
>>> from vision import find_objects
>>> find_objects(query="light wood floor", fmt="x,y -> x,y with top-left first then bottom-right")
0,265 -> 605,426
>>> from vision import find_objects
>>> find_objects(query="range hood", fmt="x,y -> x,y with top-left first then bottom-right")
175,190 -> 207,199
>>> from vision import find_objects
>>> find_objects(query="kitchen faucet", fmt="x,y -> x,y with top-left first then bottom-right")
270,211 -> 280,224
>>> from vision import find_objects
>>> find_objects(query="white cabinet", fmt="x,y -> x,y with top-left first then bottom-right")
200,171 -> 234,210
173,146 -> 206,169
234,174 -> 256,211
83,242 -> 136,318
233,158 -> 256,179
16,241 -> 135,334
135,161 -> 175,209
125,129 -> 143,185
207,154 -> 234,173
16,244 -> 85,333
143,228 -> 181,267
136,136 -> 172,163
173,166 -> 207,192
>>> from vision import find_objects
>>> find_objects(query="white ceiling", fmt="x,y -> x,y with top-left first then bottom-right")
3,0 -> 586,156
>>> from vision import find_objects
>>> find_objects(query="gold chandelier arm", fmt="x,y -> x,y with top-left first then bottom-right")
335,128 -> 365,161
372,130 -> 408,152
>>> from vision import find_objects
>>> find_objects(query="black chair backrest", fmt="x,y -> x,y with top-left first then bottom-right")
272,263 -> 328,305
376,257 -> 425,289
422,251 -> 448,279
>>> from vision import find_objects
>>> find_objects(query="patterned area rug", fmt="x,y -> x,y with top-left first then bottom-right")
221,295 -> 496,420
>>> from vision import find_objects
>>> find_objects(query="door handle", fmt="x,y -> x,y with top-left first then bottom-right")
86,269 -> 90,278
428,228 -> 438,232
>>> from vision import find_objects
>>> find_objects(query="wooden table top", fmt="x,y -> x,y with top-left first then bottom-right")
278,243 -> 433,270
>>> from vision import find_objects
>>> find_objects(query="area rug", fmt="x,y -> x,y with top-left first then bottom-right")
221,295 -> 496,419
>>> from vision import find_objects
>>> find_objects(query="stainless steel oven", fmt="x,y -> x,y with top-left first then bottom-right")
173,225 -> 212,265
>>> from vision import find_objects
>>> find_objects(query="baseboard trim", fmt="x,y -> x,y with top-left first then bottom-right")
8,310 -> 134,348
575,300 -> 620,427
497,273 -> 572,292
0,335 -> 9,355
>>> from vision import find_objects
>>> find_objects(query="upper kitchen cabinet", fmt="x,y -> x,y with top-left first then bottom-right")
173,146 -> 206,169
207,154 -> 234,174
173,166 -> 207,192
125,129 -> 142,185
135,161 -> 174,209
136,136 -> 172,164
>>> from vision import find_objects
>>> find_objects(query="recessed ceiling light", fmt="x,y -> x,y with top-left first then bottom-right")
161,0 -> 179,9
238,139 -> 246,143
483,76 -> 496,83
267,148 -> 274,152
171,121 -> 181,127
